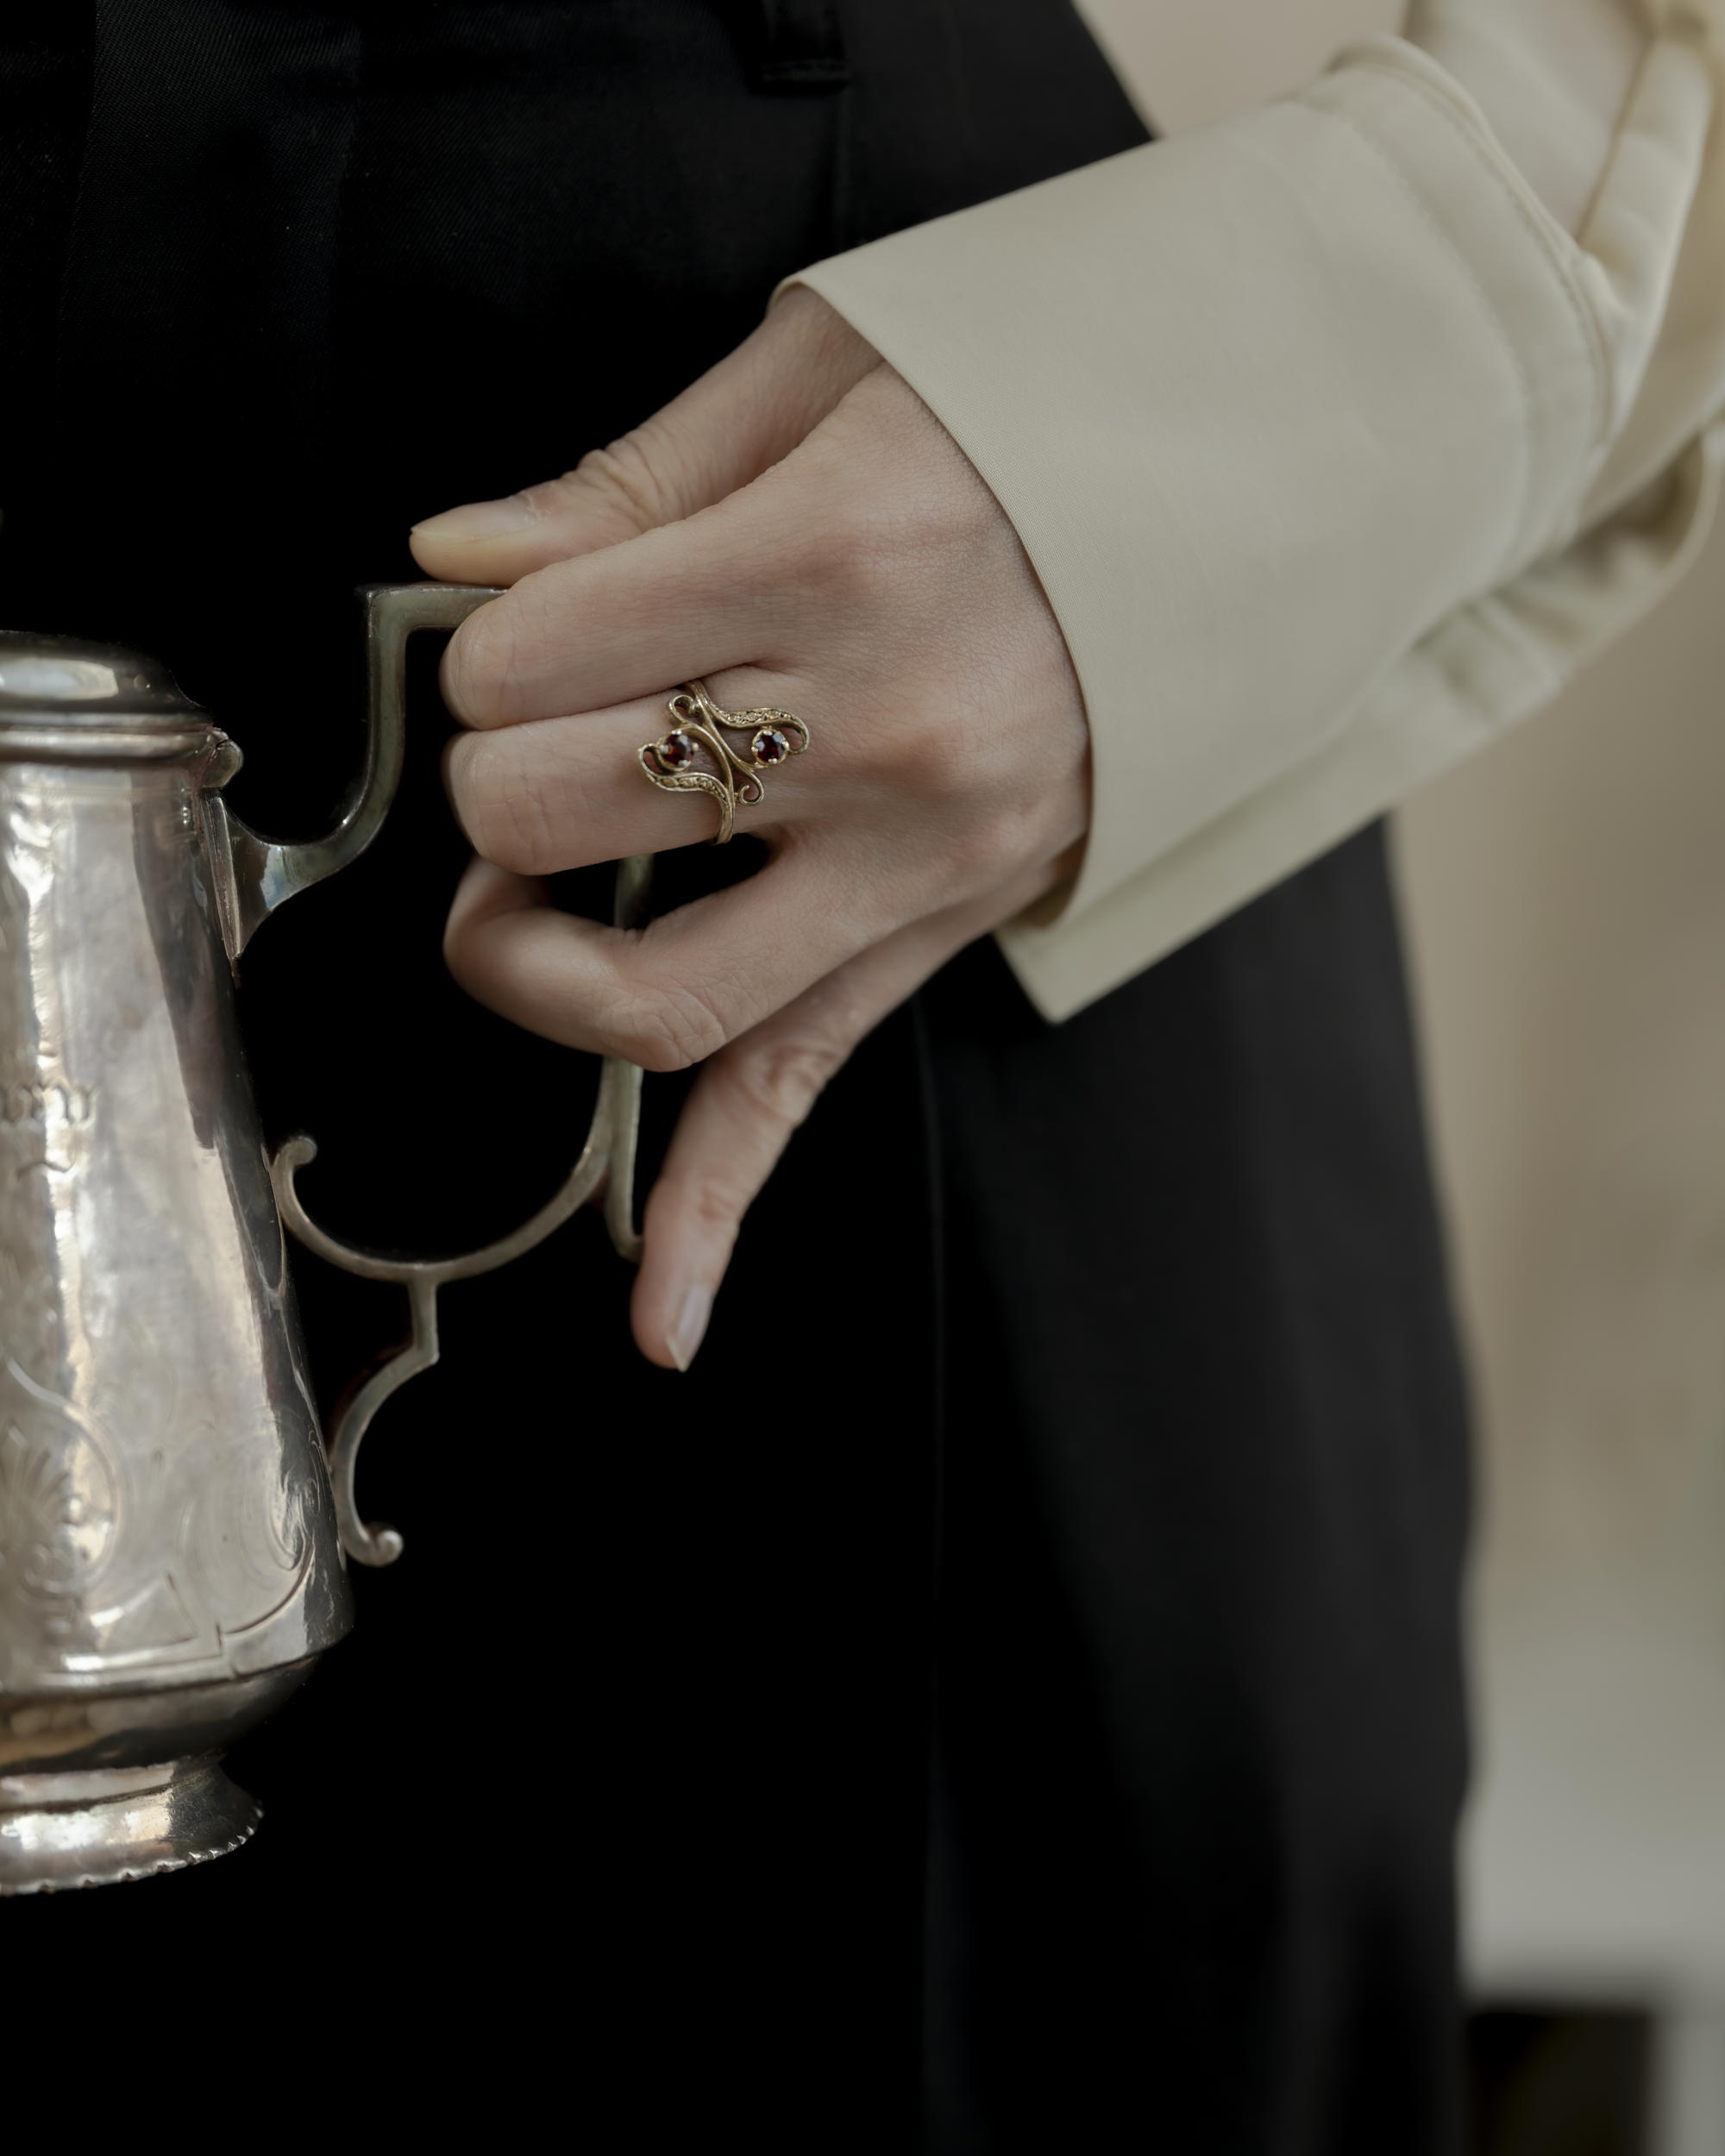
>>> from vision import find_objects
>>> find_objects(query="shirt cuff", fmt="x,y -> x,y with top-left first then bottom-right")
785,24 -> 1721,1018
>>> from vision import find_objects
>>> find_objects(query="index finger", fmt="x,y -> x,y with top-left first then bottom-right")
438,368 -> 915,729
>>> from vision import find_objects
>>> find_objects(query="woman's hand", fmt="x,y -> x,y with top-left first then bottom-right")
409,289 -> 1088,1371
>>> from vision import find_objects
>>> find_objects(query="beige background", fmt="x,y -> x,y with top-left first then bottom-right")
1074,7 -> 1725,2130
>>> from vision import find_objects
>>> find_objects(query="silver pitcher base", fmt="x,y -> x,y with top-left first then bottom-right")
0,1756 -> 261,1894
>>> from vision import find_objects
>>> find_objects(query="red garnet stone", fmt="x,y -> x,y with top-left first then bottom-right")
658,730 -> 696,769
751,726 -> 790,765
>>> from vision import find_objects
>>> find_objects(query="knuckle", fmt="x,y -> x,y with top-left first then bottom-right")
443,604 -> 526,724
567,429 -> 687,532
931,797 -> 1013,885
715,1032 -> 842,1132
802,491 -> 890,599
612,980 -> 730,1074
448,734 -> 562,875
681,1170 -> 755,1240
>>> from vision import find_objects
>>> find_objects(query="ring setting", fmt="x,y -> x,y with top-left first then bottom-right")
639,681 -> 810,844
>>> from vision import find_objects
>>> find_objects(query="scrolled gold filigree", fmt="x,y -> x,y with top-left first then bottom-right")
638,679 -> 810,845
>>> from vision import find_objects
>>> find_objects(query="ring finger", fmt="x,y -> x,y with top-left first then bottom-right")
444,672 -> 823,876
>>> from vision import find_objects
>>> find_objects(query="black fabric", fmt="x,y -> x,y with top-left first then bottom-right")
1,8 -> 1467,2150
925,830 -> 1468,2153
750,0 -> 852,91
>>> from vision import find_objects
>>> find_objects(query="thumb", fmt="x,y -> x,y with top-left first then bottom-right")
408,286 -> 881,586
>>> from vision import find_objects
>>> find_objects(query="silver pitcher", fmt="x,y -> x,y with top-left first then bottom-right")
0,584 -> 644,1893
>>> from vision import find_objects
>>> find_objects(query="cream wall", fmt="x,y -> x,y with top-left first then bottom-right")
1072,3 -> 1725,2110
1398,456 -> 1725,2094
1397,369 -> 1725,2156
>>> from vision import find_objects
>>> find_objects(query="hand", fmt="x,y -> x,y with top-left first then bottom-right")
409,289 -> 1088,1370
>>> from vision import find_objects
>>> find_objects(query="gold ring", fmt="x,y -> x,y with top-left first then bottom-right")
637,680 -> 811,845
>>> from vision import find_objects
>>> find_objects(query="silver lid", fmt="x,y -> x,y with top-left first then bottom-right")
0,630 -> 217,763
0,630 -> 206,726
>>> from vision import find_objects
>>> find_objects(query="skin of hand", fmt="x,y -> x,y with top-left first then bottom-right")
409,287 -> 1089,1372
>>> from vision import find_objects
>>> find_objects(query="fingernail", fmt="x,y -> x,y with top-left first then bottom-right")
411,494 -> 540,542
666,1282 -> 713,1372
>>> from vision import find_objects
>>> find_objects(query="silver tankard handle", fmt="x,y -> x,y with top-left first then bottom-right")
203,582 -> 649,1568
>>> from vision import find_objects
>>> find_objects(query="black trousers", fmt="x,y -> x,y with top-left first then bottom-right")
3,6 -> 1468,2148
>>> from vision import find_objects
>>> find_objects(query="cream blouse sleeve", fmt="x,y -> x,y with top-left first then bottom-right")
787,4 -> 1725,1021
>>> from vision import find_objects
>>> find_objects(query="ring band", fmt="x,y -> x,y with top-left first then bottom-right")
638,680 -> 810,845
